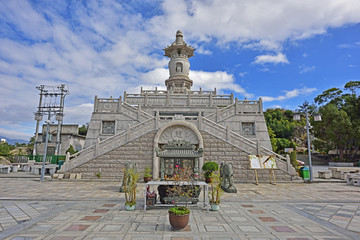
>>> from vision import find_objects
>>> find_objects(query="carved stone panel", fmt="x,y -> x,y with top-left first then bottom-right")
242,122 -> 255,136
102,121 -> 115,135
159,126 -> 198,144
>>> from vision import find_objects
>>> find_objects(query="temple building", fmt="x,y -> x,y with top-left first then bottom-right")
60,30 -> 298,182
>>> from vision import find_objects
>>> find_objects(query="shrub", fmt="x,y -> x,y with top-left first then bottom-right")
202,161 -> 219,178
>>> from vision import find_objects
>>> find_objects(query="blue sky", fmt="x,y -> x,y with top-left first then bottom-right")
0,0 -> 360,141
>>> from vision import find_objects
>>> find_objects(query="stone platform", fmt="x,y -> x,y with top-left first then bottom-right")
0,177 -> 359,240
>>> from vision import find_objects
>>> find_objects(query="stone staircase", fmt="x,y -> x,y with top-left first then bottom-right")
60,114 -> 296,177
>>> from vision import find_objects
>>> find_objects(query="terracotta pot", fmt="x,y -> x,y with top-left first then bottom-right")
205,177 -> 212,183
169,212 -> 190,230
144,177 -> 152,183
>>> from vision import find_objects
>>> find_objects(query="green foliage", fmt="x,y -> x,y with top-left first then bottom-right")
143,167 -> 152,178
264,108 -> 299,153
123,168 -> 140,205
290,151 -> 298,169
168,206 -> 190,216
312,81 -> 360,161
202,161 -> 219,178
209,172 -> 224,204
66,145 -> 78,155
78,124 -> 88,136
0,142 -> 16,155
96,172 -> 101,179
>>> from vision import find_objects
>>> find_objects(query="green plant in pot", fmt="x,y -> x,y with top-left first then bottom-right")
123,168 -> 139,211
209,172 -> 224,211
143,166 -> 152,183
168,165 -> 198,231
202,161 -> 219,183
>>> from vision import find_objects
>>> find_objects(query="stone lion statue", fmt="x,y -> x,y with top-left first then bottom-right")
119,161 -> 137,192
220,162 -> 237,193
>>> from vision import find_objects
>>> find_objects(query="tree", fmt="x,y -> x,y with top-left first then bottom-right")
78,124 -> 88,136
313,81 -> 360,161
0,142 -> 15,155
264,108 -> 298,153
66,145 -> 78,155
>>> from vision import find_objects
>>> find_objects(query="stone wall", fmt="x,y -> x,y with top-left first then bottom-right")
69,129 -> 294,182
69,131 -> 156,179
201,131 -> 294,182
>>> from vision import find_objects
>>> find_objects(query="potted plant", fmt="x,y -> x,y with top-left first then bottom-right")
168,165 -> 198,231
123,167 -> 139,211
202,161 -> 219,183
209,172 -> 224,211
143,166 -> 152,183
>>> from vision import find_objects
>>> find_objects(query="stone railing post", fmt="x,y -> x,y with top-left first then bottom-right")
235,97 -> 239,114
286,154 -> 291,173
256,140 -> 260,155
226,125 -> 231,141
198,112 -> 202,130
155,111 -> 159,129
94,95 -> 98,112
95,138 -> 100,157
259,97 -> 263,114
126,124 -> 131,141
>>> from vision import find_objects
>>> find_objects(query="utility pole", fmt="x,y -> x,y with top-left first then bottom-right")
33,85 -> 69,181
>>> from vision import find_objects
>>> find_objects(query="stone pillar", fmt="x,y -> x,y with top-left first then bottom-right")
226,125 -> 231,141
95,138 -> 100,157
286,154 -> 291,173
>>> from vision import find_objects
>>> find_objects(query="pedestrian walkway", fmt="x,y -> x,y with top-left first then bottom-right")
0,177 -> 359,240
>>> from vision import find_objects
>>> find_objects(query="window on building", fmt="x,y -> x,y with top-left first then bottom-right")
102,121 -> 115,134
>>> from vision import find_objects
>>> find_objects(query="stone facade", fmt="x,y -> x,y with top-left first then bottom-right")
69,131 -> 156,179
60,30 -> 300,182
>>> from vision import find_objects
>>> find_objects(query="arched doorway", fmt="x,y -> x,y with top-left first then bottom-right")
153,121 -> 203,179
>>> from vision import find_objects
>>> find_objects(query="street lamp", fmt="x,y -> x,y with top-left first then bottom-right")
294,106 -> 322,182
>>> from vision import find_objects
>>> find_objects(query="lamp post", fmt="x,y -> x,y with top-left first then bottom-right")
294,103 -> 321,182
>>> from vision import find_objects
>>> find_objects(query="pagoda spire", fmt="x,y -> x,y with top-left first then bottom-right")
163,30 -> 195,93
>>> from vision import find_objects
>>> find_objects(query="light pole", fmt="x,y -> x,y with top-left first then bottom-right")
294,102 -> 322,182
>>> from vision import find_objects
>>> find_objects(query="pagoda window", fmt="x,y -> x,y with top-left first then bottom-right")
176,62 -> 183,72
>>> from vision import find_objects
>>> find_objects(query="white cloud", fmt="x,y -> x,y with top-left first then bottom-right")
64,103 -> 94,125
150,0 -> 360,50
299,65 -> 316,74
0,127 -> 33,141
190,70 -> 253,98
1,0 -> 360,140
253,53 -> 289,65
260,87 -> 317,102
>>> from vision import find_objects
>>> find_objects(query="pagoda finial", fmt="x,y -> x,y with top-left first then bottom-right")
175,30 -> 184,45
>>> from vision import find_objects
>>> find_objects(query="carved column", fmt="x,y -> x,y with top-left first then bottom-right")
160,158 -> 165,180
194,158 -> 199,180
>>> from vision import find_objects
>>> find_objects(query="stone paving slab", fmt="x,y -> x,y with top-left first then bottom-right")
1,178 -> 360,239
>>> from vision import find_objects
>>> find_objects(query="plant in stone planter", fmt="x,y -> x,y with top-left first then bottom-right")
202,161 -> 219,183
123,167 -> 139,211
143,167 -> 152,183
168,165 -> 198,230
209,172 -> 224,211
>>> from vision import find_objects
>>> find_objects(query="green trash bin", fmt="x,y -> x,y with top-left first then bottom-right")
58,160 -> 65,170
299,166 -> 310,180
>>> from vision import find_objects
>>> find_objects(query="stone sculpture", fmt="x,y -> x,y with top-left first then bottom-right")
220,162 -> 237,193
119,161 -> 137,192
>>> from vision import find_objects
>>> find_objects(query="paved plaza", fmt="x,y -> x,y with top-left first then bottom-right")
0,174 -> 359,240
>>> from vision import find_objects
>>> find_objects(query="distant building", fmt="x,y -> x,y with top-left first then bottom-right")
60,31 -> 299,182
36,124 -> 85,155
0,138 -> 6,143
